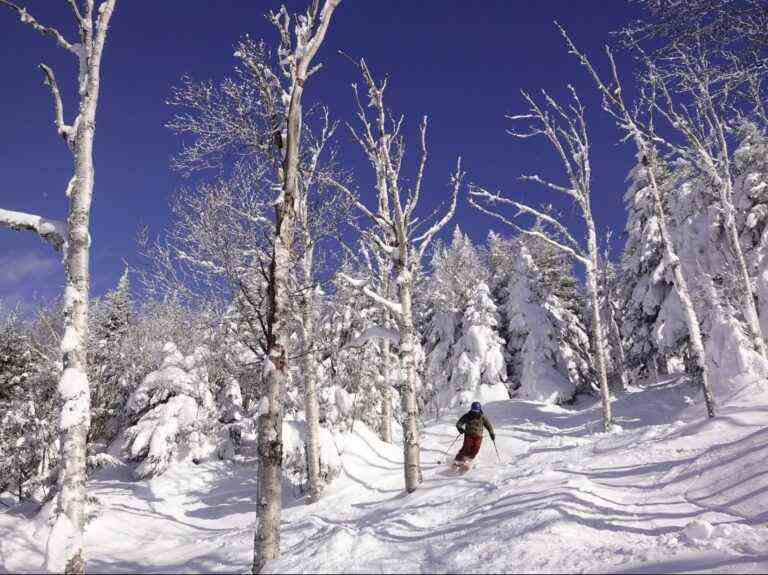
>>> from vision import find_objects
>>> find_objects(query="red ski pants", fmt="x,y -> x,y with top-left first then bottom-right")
455,435 -> 482,462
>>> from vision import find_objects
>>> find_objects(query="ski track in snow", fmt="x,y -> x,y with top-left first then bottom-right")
3,376 -> 768,574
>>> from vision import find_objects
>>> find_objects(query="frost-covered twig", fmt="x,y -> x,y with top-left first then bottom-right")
469,185 -> 582,252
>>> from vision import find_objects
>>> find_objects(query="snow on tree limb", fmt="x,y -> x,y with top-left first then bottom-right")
469,185 -> 582,251
0,208 -> 66,251
405,115 -> 429,218
0,0 -> 79,54
338,273 -> 403,316
467,194 -> 588,266
323,176 -> 390,228
342,325 -> 400,350
66,0 -> 83,24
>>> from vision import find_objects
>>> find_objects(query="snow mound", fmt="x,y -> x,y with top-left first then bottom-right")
682,519 -> 714,543
706,317 -> 768,403
283,418 -> 343,491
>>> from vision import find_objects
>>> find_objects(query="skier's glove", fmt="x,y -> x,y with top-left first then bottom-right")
490,433 -> 496,441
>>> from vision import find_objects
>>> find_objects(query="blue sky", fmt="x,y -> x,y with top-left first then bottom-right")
0,0 -> 643,309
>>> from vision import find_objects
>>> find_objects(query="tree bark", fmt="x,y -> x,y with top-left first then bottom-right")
41,3 -> 117,573
253,3 -> 339,571
380,334 -> 393,444
722,189 -> 767,358
301,241 -> 322,502
585,221 -> 612,432
396,270 -> 421,492
606,298 -> 628,390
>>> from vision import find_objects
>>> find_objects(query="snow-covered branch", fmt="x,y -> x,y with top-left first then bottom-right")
39,63 -> 75,146
338,273 -> 403,317
469,185 -> 582,251
341,325 -> 400,350
467,196 -> 588,266
0,0 -> 79,54
66,0 -> 83,24
405,115 -> 428,218
0,208 -> 66,251
323,176 -> 390,229
415,157 -> 463,260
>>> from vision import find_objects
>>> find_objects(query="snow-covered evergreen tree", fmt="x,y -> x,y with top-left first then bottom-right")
423,228 -> 497,413
89,268 -> 134,444
451,282 -> 507,402
495,237 -> 591,404
0,307 -> 59,503
732,122 -> 768,339
119,342 -> 216,479
619,153 -> 682,379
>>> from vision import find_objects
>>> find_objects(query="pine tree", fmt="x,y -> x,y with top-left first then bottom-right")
89,268 -> 134,444
452,282 -> 507,402
619,153 -> 675,379
733,122 -> 768,339
423,229 -> 501,413
496,238 -> 591,403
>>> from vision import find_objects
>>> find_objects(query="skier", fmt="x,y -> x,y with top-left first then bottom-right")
454,401 -> 495,469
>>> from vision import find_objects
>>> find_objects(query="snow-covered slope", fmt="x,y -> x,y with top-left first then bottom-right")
3,377 -> 768,574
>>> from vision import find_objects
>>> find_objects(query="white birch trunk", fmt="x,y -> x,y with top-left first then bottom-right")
301,241 -> 322,502
378,287 -> 394,444
585,221 -> 612,432
380,331 -> 393,444
0,3 -> 122,573
254,347 -> 284,574
396,270 -> 421,491
721,186 -> 767,358
253,2 -> 339,571
332,61 -> 460,492
606,299 -> 628,390
646,166 -> 716,417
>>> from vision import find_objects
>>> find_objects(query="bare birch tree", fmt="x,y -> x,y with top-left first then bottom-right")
295,110 -> 351,501
631,39 -> 768,359
328,59 -> 462,491
169,16 -> 349,508
252,1 -> 339,571
558,28 -> 717,418
469,87 -> 614,432
0,1 -> 118,572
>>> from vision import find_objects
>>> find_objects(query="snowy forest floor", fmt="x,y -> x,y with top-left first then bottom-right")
3,375 -> 768,574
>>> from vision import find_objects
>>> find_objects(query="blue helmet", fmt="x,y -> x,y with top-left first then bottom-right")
470,401 -> 482,413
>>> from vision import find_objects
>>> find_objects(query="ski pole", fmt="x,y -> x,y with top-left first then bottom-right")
492,438 -> 502,463
438,433 -> 461,463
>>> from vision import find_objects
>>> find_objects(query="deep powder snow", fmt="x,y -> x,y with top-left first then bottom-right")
3,375 -> 768,573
